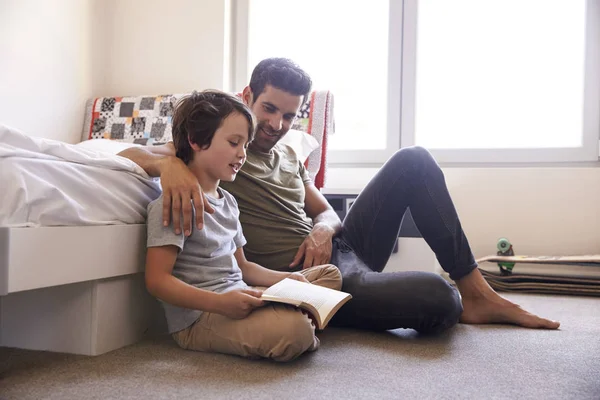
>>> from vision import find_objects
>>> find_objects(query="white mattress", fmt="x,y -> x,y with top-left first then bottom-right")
0,124 -> 161,227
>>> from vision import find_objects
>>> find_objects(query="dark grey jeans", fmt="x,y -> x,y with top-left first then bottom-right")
329,146 -> 477,334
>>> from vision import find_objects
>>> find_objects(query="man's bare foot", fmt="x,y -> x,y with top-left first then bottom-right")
456,269 -> 560,329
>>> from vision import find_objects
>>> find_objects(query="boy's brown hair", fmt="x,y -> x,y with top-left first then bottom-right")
172,90 -> 256,164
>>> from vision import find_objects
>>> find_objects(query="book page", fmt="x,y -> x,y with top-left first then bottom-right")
262,279 -> 350,322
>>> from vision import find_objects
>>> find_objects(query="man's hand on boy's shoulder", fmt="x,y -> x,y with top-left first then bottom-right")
159,155 -> 214,236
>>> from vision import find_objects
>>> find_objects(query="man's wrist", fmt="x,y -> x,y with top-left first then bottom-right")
155,155 -> 179,176
313,222 -> 335,236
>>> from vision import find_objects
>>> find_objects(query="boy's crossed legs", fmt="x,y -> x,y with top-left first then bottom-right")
173,264 -> 341,362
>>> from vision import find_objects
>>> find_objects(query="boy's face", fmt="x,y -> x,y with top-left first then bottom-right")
244,84 -> 303,153
194,112 -> 250,182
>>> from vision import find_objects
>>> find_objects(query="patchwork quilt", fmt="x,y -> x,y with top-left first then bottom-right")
85,95 -> 180,144
84,94 -> 313,144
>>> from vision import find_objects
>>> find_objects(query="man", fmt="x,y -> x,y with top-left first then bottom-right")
119,58 -> 559,333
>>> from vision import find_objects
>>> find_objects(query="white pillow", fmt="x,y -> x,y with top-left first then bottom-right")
78,132 -> 320,163
278,129 -> 320,163
76,139 -> 142,155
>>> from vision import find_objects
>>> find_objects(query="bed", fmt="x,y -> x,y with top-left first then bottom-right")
0,125 -> 163,355
0,90 -> 334,355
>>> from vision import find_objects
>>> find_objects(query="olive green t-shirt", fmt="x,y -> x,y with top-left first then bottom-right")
220,143 -> 313,270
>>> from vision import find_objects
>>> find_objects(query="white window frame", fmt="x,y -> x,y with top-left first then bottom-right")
232,0 -> 600,165
324,0 -> 403,164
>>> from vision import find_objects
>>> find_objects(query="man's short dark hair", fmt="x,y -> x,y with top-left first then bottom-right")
249,58 -> 312,105
172,90 -> 256,165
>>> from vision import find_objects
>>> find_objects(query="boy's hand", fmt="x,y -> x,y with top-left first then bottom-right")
217,289 -> 264,319
159,157 -> 214,235
287,272 -> 310,284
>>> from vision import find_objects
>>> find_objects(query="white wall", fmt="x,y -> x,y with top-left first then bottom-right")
326,167 -> 600,261
98,0 -> 231,97
0,0 -> 97,143
0,0 -> 230,143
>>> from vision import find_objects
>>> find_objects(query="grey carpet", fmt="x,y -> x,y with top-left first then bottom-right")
1,293 -> 599,400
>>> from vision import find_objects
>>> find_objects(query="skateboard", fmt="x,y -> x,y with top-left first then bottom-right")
478,238 -> 600,273
478,254 -> 600,266
476,238 -> 600,296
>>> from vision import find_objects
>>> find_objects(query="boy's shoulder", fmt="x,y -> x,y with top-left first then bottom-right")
146,194 -> 165,225
218,187 -> 238,207
147,193 -> 164,211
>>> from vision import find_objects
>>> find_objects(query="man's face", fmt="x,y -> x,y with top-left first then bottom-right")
245,84 -> 303,153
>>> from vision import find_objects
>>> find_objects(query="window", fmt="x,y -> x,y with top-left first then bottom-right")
234,0 -> 402,163
234,0 -> 600,164
403,0 -> 600,163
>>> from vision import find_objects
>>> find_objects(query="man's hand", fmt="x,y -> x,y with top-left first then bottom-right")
216,289 -> 265,319
159,157 -> 214,235
286,272 -> 310,284
289,223 -> 335,270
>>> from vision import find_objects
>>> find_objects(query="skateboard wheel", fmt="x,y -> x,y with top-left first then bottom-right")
497,238 -> 511,253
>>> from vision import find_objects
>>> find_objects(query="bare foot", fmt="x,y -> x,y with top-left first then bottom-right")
456,269 -> 560,329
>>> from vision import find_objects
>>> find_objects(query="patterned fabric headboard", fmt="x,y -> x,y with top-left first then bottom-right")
82,95 -> 181,145
81,91 -> 333,188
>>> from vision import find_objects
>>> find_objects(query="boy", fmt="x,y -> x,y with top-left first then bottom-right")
144,90 -> 342,362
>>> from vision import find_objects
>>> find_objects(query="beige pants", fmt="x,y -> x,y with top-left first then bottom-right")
172,264 -> 342,362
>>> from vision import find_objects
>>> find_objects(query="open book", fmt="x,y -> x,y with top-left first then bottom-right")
261,278 -> 352,329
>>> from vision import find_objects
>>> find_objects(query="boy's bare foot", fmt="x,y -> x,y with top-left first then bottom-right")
456,269 -> 560,329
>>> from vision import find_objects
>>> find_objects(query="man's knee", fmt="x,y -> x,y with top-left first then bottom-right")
389,146 -> 435,169
322,264 -> 343,291
264,309 -> 317,362
419,274 -> 463,333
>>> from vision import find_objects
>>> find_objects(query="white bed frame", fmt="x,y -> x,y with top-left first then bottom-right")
0,224 -> 166,355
